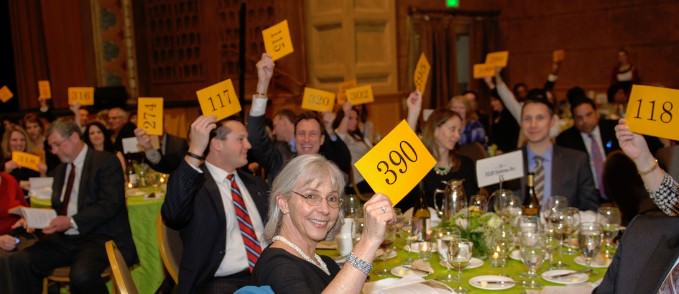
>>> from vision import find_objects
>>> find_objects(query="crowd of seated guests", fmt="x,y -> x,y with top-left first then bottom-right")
0,47 -> 678,293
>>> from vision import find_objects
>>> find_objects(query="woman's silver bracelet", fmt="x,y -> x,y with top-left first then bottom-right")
346,253 -> 372,275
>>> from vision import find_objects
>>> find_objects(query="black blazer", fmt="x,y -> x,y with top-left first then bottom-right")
510,145 -> 599,211
162,160 -> 270,294
555,119 -> 620,156
595,215 -> 679,293
147,133 -> 188,174
50,147 -> 138,265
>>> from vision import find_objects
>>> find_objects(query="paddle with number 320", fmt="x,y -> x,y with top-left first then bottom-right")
354,120 -> 436,206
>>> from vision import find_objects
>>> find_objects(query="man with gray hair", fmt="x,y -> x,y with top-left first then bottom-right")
162,115 -> 269,293
0,118 -> 137,294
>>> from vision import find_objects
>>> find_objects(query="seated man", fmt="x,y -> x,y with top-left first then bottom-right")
0,119 -> 137,294
595,215 -> 679,293
248,53 -> 351,182
162,116 -> 269,293
134,127 -> 188,174
515,96 -> 599,211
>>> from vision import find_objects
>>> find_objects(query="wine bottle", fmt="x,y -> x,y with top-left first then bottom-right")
522,172 -> 540,216
413,190 -> 431,241
126,158 -> 137,188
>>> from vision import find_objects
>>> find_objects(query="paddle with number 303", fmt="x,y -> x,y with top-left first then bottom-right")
355,120 -> 436,206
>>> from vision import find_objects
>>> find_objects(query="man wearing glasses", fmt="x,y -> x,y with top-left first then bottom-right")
162,116 -> 269,293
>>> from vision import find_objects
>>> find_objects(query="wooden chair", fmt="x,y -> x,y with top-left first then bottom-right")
456,142 -> 487,161
105,240 -> 138,294
42,266 -> 112,294
156,213 -> 183,283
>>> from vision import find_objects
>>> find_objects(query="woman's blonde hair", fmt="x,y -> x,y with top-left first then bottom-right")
264,154 -> 345,241
1,125 -> 34,160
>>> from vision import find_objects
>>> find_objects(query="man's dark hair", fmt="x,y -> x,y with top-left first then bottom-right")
294,111 -> 324,135
570,96 -> 597,117
566,86 -> 587,105
521,96 -> 555,116
205,116 -> 242,156
274,109 -> 296,123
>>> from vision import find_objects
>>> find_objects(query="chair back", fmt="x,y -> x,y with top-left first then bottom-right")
105,240 -> 138,294
603,151 -> 663,225
156,213 -> 183,283
456,142 -> 487,161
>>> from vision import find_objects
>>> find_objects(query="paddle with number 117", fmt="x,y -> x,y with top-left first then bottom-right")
354,120 -> 436,206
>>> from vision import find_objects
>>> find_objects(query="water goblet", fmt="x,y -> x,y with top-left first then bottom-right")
563,207 -> 581,255
438,233 -> 460,281
578,222 -> 602,267
520,245 -> 545,289
448,239 -> 473,293
597,207 -> 621,259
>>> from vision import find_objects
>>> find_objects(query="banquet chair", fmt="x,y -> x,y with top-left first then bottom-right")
456,142 -> 487,161
156,213 -> 183,283
106,240 -> 138,294
603,150 -> 663,226
42,265 -> 112,294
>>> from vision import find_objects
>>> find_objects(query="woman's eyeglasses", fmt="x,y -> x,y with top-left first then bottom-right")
292,191 -> 342,208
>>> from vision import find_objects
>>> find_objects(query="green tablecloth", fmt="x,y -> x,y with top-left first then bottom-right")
31,187 -> 165,294
318,237 -> 608,293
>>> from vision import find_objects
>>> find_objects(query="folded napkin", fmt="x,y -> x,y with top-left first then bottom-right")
363,275 -> 449,294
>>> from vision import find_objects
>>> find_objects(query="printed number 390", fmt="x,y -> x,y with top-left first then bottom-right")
376,141 -> 418,185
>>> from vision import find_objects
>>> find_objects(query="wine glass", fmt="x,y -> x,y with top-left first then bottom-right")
542,221 -> 560,269
469,194 -> 488,212
448,239 -> 473,293
519,215 -> 540,233
491,189 -> 522,225
519,237 -> 545,289
438,233 -> 460,281
377,224 -> 397,276
542,195 -> 568,222
563,207 -> 581,255
597,207 -> 621,259
578,222 -> 602,267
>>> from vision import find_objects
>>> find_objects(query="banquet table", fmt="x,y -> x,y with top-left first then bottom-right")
31,186 -> 166,294
318,236 -> 608,293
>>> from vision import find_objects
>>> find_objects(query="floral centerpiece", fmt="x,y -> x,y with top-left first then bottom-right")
440,207 -> 502,258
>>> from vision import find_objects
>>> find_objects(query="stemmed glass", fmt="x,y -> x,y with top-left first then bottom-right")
542,196 -> 569,223
377,224 -> 397,276
548,207 -> 580,267
491,189 -> 521,225
438,232 -> 460,281
519,231 -> 545,289
563,207 -> 581,255
448,239 -> 473,293
578,222 -> 602,267
597,207 -> 621,259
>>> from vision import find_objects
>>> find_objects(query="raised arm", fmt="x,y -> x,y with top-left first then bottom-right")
494,69 -> 522,122
406,90 -> 422,131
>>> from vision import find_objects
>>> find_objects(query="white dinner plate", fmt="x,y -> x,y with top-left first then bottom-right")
574,255 -> 610,268
468,275 -> 515,290
439,257 -> 484,269
509,249 -> 522,261
390,265 -> 431,278
542,269 -> 589,285
126,188 -> 146,197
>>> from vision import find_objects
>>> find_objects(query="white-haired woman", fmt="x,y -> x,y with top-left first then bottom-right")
252,154 -> 395,293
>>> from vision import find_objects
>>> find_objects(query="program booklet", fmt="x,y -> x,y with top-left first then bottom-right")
9,207 -> 57,229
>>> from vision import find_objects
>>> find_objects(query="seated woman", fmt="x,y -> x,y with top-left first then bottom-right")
1,125 -> 46,199
448,95 -> 486,146
400,93 -> 478,211
615,119 -> 679,215
82,121 -> 126,169
253,154 -> 395,293
332,102 -> 373,195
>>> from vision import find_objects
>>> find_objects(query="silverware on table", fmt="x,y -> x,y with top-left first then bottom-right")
402,265 -> 433,274
549,268 -> 593,279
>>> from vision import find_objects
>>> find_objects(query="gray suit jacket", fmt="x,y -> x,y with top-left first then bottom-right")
516,145 -> 599,211
595,215 -> 679,293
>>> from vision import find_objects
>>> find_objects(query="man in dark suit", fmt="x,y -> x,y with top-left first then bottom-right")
134,128 -> 189,174
0,119 -> 137,294
556,97 -> 619,199
595,215 -> 679,293
516,96 -> 599,211
162,116 -> 269,293
248,53 -> 352,182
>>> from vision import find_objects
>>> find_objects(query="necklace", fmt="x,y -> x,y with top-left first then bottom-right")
434,165 -> 451,176
272,235 -> 330,275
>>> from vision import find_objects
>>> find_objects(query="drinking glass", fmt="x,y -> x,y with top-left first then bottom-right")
548,207 -> 579,267
597,207 -> 621,259
578,222 -> 602,267
542,196 -> 568,222
469,194 -> 488,212
563,207 -> 581,255
491,189 -> 522,225
519,215 -> 540,233
542,221 -> 560,269
377,224 -> 397,276
448,239 -> 473,293
520,244 -> 545,289
439,233 -> 460,281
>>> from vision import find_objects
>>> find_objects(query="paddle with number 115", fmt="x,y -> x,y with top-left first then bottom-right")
354,120 -> 436,206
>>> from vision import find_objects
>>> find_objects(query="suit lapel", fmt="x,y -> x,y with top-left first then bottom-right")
51,164 -> 67,209
238,171 -> 268,222
76,148 -> 93,209
635,233 -> 679,292
202,166 -> 227,226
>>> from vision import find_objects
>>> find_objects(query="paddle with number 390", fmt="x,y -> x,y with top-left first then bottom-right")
355,120 -> 436,206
